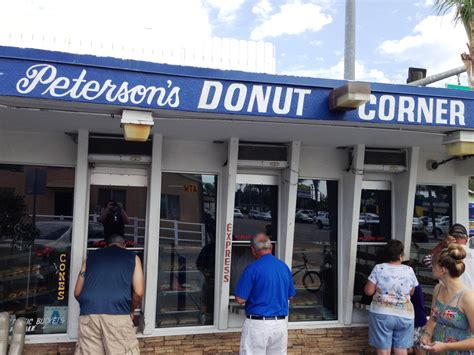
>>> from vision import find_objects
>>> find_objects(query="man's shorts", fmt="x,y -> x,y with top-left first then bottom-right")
368,312 -> 414,350
75,314 -> 140,355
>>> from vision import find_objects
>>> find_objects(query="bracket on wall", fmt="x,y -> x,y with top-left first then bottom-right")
426,155 -> 474,170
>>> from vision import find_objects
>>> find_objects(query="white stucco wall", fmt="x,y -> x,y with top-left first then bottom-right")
0,130 -> 77,166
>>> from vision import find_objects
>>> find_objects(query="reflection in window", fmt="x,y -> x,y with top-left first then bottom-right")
359,188 -> 391,242
410,185 -> 452,314
156,173 -> 217,328
354,183 -> 392,310
0,165 -> 74,334
290,179 -> 338,322
88,186 -> 147,249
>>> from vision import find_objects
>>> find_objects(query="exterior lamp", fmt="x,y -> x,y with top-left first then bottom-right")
328,82 -> 371,111
442,131 -> 474,156
120,110 -> 154,142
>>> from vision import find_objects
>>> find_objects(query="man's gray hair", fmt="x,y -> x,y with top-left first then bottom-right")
107,234 -> 126,245
250,233 -> 272,251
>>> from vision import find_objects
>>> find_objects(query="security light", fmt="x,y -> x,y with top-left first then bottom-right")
120,110 -> 154,142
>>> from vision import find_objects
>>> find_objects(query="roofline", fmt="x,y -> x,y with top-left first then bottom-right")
0,45 -> 473,100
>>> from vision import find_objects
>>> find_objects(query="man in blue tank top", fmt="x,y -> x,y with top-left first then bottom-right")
73,234 -> 144,354
235,233 -> 296,355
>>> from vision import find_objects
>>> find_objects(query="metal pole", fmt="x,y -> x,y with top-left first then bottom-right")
408,66 -> 466,86
344,0 -> 356,80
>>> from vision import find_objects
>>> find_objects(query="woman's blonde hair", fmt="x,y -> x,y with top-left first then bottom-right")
432,243 -> 466,278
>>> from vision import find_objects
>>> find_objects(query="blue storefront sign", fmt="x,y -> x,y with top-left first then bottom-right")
1,46 -> 474,128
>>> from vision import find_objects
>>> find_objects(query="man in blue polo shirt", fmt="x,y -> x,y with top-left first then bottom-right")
235,233 -> 296,355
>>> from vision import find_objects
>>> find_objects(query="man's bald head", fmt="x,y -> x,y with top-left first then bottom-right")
250,233 -> 272,258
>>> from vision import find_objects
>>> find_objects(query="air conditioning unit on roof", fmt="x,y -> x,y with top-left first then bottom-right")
362,148 -> 407,173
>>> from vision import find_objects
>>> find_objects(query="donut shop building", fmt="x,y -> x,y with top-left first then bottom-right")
0,46 -> 473,353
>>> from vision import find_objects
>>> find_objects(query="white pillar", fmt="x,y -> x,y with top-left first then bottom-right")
142,133 -> 163,335
393,147 -> 420,257
342,144 -> 365,325
216,138 -> 239,329
67,129 -> 89,339
279,141 -> 301,266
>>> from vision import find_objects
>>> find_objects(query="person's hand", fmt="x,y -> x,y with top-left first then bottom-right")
130,312 -> 135,321
420,333 -> 432,346
426,341 -> 447,352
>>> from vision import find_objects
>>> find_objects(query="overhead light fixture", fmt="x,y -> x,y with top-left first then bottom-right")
120,110 -> 154,142
442,131 -> 474,156
328,82 -> 371,111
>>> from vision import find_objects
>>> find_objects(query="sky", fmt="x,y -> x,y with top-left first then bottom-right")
0,0 -> 470,86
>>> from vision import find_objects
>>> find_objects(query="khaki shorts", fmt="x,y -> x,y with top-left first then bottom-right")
75,314 -> 140,355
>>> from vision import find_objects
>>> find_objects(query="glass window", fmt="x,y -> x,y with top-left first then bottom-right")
359,188 -> 391,242
0,165 -> 74,334
228,180 -> 279,324
156,173 -> 217,328
409,185 -> 452,315
353,245 -> 386,307
353,182 -> 392,310
289,179 -> 338,322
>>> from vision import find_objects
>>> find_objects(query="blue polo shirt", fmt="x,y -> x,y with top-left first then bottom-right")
235,254 -> 296,317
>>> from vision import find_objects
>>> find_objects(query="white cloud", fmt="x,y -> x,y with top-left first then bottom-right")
252,0 -> 273,19
250,1 -> 332,41
281,59 -> 391,83
378,11 -> 467,75
0,0 -> 213,51
206,0 -> 246,21
415,0 -> 435,8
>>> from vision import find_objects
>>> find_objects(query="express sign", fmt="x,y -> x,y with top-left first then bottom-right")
0,48 -> 473,128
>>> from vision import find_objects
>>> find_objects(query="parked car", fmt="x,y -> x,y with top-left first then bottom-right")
296,209 -> 315,218
260,211 -> 272,221
248,210 -> 260,219
313,212 -> 329,229
234,208 -> 244,219
412,217 -> 423,231
426,219 -> 450,236
359,213 -> 379,228
295,211 -> 312,224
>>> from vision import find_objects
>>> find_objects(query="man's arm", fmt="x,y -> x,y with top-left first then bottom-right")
235,296 -> 246,305
118,203 -> 131,224
131,255 -> 145,312
74,260 -> 87,301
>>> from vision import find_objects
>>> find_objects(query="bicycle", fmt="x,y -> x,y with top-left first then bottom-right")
292,253 -> 322,292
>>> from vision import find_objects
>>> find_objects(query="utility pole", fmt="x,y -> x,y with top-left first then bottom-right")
344,0 -> 356,80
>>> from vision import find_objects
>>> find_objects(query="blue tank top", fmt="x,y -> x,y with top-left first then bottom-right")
79,246 -> 135,315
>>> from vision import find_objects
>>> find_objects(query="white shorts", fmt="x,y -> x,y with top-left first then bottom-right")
240,318 -> 288,355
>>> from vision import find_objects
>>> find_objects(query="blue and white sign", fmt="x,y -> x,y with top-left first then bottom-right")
0,47 -> 473,128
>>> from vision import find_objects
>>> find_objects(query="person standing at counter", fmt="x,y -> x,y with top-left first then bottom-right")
234,233 -> 296,355
364,240 -> 418,355
73,234 -> 144,355
423,224 -> 473,290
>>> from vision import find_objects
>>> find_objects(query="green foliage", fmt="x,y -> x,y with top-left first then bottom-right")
434,0 -> 472,39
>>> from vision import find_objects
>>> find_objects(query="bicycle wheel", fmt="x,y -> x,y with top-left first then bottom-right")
302,271 -> 321,292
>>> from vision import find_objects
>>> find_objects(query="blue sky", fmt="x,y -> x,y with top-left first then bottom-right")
0,0 -> 469,86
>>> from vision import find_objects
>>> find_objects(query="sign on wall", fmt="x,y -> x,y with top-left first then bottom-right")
0,53 -> 473,128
